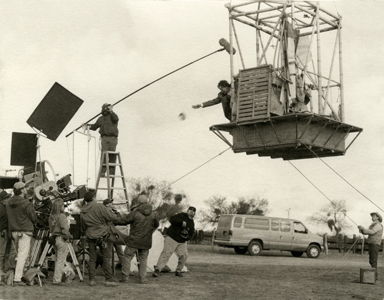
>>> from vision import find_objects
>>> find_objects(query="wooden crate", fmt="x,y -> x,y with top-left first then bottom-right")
236,65 -> 284,122
360,268 -> 376,284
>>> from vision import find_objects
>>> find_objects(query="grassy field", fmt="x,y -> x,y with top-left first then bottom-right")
1,245 -> 383,300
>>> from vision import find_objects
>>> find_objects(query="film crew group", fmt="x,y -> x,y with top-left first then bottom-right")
358,212 -> 383,280
85,103 -> 119,176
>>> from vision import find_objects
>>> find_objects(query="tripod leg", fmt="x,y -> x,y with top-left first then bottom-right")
28,230 -> 40,268
68,243 -> 83,282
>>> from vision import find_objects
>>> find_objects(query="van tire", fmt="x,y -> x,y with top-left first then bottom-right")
291,251 -> 303,257
234,247 -> 248,255
248,241 -> 262,256
306,245 -> 320,258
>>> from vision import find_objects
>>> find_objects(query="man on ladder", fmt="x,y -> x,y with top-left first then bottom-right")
86,103 -> 119,176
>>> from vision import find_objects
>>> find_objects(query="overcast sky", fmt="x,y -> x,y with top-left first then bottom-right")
0,0 -> 383,232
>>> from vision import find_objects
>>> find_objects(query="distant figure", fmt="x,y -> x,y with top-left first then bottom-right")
152,207 -> 196,278
192,80 -> 234,121
87,103 -> 119,176
358,212 -> 383,281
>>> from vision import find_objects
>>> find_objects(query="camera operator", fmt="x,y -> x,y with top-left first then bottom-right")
6,182 -> 37,286
86,103 -> 119,176
80,191 -> 120,287
49,198 -> 72,286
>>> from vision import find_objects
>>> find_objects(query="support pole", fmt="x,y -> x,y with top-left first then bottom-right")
338,17 -> 345,122
316,4 -> 323,114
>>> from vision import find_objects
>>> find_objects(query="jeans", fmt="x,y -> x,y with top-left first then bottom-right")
0,231 -> 16,272
122,245 -> 149,281
113,244 -> 127,277
12,232 -> 32,282
155,236 -> 188,272
53,236 -> 69,283
369,244 -> 379,272
101,136 -> 118,175
87,239 -> 114,281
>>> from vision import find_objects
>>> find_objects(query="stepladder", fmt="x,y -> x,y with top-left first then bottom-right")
95,151 -> 129,201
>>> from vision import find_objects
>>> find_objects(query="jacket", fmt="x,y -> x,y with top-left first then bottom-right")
49,213 -> 70,237
0,197 -> 11,232
202,92 -> 231,121
80,201 -> 119,239
89,111 -> 119,137
6,195 -> 36,232
363,221 -> 383,246
166,212 -> 195,243
115,203 -> 159,249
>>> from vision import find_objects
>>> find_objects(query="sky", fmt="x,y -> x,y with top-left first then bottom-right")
0,0 -> 383,232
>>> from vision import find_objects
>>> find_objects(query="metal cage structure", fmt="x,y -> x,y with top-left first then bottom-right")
210,0 -> 362,160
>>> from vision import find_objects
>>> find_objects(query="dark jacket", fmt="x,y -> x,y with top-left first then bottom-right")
202,92 -> 231,121
6,195 -> 37,232
80,201 -> 119,239
89,111 -> 119,137
115,203 -> 159,249
166,212 -> 195,243
0,197 -> 11,232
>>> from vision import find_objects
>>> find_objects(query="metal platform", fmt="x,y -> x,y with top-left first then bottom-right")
210,113 -> 362,160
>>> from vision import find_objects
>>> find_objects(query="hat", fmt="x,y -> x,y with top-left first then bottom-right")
188,206 -> 196,213
103,198 -> 113,205
131,194 -> 148,210
370,212 -> 383,223
0,191 -> 11,201
13,182 -> 25,189
83,191 -> 95,202
102,103 -> 110,109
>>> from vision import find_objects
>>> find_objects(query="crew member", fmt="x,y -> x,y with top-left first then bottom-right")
80,191 -> 120,287
192,80 -> 233,121
88,103 -> 119,176
0,191 -> 16,280
153,206 -> 195,278
6,182 -> 37,286
49,198 -> 72,285
115,194 -> 159,284
358,212 -> 383,280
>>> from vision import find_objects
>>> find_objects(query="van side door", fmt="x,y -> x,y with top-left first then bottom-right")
278,219 -> 293,250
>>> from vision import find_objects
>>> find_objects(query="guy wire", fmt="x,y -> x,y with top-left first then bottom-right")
303,143 -> 384,213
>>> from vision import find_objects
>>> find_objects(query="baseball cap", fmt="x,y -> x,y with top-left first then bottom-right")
188,206 -> 196,213
0,191 -> 11,201
14,182 -> 25,189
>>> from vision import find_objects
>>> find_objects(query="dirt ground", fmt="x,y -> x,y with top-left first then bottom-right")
0,245 -> 383,300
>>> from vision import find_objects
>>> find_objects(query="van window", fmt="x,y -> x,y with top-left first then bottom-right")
271,220 -> 279,231
244,218 -> 269,230
234,217 -> 242,228
280,220 -> 291,232
294,222 -> 307,233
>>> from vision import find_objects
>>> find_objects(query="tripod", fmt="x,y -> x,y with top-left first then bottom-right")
25,233 -> 84,286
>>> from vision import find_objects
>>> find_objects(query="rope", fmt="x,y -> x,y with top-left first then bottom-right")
303,144 -> 384,213
288,160 -> 358,226
154,147 -> 232,209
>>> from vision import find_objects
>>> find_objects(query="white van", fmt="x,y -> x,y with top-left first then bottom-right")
214,214 -> 323,258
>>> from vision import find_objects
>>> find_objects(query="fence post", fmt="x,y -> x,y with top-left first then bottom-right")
361,236 -> 365,255
211,229 -> 216,251
352,234 -> 356,254
323,233 -> 328,255
338,234 -> 342,253
344,235 -> 348,253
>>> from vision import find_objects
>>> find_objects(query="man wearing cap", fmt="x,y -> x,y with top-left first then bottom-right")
80,191 -> 120,287
153,206 -> 196,278
358,212 -> 383,280
0,191 -> 16,280
6,182 -> 37,286
114,194 -> 159,284
87,103 -> 119,176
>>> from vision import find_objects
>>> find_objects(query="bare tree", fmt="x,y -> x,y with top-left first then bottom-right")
199,195 -> 269,227
307,199 -> 349,236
